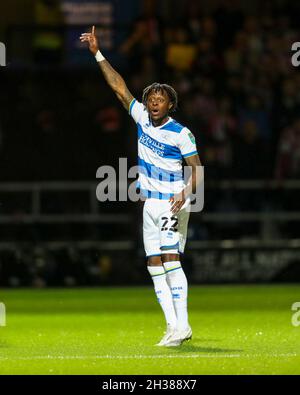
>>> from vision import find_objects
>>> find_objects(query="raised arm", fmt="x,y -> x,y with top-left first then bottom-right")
80,26 -> 134,110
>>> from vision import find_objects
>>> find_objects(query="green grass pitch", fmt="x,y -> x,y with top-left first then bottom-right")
0,285 -> 299,374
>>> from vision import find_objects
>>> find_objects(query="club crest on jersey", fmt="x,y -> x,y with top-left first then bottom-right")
188,132 -> 195,144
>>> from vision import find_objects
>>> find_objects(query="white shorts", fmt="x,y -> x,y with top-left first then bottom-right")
143,198 -> 190,257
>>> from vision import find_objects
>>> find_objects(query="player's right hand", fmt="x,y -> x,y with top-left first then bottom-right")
80,26 -> 99,56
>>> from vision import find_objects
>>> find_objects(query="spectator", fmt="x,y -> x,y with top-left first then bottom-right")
233,120 -> 270,179
120,0 -> 163,73
238,95 -> 271,140
275,118 -> 300,179
165,27 -> 197,72
33,0 -> 63,65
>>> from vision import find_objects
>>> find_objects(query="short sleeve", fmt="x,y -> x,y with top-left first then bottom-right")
178,128 -> 198,158
129,99 -> 145,124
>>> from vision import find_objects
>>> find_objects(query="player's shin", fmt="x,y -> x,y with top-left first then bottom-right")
163,260 -> 189,331
147,266 -> 177,329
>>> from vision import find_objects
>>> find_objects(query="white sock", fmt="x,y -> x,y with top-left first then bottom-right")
147,266 -> 177,329
163,261 -> 189,331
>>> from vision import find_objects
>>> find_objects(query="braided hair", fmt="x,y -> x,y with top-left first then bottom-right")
142,83 -> 178,113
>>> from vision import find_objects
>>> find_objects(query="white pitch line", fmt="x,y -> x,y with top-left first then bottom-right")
0,353 -> 298,361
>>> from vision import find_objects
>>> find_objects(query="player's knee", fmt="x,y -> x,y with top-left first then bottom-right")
147,256 -> 163,266
161,253 -> 180,263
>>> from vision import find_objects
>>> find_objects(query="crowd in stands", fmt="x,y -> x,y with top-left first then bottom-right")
120,0 -> 300,180
1,0 -> 300,286
1,1 -> 300,182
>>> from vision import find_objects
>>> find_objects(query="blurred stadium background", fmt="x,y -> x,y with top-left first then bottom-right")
0,0 -> 300,288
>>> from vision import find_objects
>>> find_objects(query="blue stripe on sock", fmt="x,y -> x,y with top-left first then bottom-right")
149,271 -> 165,278
165,266 -> 182,273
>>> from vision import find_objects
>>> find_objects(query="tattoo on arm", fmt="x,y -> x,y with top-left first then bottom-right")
98,60 -> 134,110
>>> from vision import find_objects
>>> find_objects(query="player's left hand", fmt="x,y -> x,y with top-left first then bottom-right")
169,191 -> 186,214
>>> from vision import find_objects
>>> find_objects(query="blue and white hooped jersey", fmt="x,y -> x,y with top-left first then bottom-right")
129,99 -> 198,200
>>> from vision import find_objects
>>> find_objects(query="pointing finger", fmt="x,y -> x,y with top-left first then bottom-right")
92,25 -> 95,35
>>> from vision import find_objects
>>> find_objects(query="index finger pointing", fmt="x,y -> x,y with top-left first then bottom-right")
92,25 -> 95,35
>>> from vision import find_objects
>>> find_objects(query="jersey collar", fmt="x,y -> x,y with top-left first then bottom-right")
150,116 -> 173,129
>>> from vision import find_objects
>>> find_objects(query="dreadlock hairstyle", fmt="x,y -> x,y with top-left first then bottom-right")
142,83 -> 178,113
